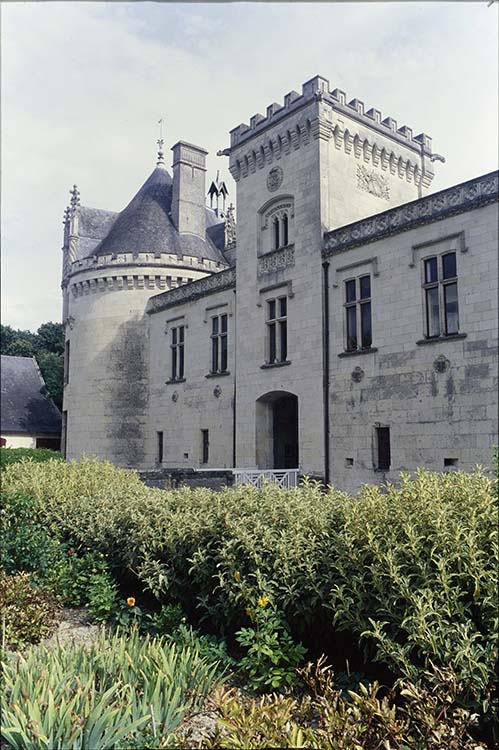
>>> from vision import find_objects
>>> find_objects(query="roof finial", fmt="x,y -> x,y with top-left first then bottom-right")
70,185 -> 80,210
157,119 -> 165,167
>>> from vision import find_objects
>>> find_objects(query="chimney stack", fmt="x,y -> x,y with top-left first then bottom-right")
171,141 -> 208,238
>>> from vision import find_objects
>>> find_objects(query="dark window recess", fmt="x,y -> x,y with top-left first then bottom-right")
423,252 -> 459,339
201,429 -> 209,464
344,275 -> 372,352
171,325 -> 185,380
64,340 -> 70,384
211,314 -> 228,373
157,431 -> 164,463
36,437 -> 61,450
266,296 -> 288,364
375,427 -> 391,471
444,457 -> 458,470
345,458 -> 354,467
282,213 -> 289,246
273,217 -> 280,250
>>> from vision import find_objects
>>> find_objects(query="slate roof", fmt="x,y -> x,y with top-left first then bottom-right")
78,207 -> 118,260
1,356 -> 62,435
91,166 -> 226,264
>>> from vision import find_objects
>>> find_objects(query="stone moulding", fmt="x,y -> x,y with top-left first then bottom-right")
258,246 -> 295,277
146,268 -> 236,314
323,171 -> 499,256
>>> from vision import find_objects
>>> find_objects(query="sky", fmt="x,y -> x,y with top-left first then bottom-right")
2,1 -> 498,331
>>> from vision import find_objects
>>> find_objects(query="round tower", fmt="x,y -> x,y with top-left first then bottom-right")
61,142 -> 229,466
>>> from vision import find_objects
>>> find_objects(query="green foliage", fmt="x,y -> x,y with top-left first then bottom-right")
206,659 -> 486,749
3,458 -> 497,729
1,628 -> 222,749
0,572 -> 59,646
0,448 -> 62,469
0,491 -> 61,579
236,601 -> 307,691
1,321 -> 65,407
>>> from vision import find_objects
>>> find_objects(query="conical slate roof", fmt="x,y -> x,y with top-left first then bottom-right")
94,166 -> 225,263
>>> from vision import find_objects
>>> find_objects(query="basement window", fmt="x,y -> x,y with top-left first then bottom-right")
444,457 -> 458,471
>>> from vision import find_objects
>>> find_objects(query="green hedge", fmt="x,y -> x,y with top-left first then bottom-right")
2,458 -> 497,727
0,447 -> 62,468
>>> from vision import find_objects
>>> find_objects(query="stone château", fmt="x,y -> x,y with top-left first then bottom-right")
61,75 -> 498,492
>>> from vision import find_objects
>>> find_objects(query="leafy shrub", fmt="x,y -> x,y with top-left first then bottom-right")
0,447 -> 62,469
0,491 -> 61,580
206,660 -> 487,749
0,571 -> 59,646
3,459 -> 497,729
236,599 -> 307,691
1,627 -> 223,749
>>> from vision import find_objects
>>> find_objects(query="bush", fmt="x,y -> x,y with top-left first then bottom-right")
0,571 -> 59,646
206,659 -> 487,749
0,447 -> 62,469
1,628 -> 223,749
3,459 -> 497,730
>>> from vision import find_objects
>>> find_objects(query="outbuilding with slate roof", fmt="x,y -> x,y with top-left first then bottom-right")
0,355 -> 62,450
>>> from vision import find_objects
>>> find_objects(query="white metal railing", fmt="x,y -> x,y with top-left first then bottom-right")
232,469 -> 299,489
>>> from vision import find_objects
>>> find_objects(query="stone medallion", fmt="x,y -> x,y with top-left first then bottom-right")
267,166 -> 283,192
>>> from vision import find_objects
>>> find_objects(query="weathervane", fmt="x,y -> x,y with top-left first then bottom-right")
157,119 -> 165,166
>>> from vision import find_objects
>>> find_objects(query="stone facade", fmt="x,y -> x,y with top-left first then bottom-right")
62,75 -> 498,492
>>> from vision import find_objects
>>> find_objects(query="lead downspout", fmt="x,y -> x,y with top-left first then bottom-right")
322,260 -> 330,487
232,288 -> 237,468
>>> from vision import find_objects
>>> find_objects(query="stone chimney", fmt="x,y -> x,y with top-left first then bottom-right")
171,141 -> 208,238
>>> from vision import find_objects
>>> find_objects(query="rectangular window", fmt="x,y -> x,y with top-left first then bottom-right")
375,426 -> 391,471
170,325 -> 185,380
201,429 -> 209,464
157,431 -> 164,464
423,252 -> 459,338
344,275 -> 372,352
64,340 -> 70,384
210,313 -> 228,373
266,296 -> 288,363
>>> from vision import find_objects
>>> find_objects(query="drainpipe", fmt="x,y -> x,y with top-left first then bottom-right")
322,260 -> 330,487
232,288 -> 237,468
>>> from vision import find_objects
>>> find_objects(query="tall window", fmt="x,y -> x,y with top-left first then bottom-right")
272,213 -> 290,250
423,252 -> 459,338
64,340 -> 70,384
375,426 -> 391,471
170,325 -> 185,380
266,297 -> 287,364
157,431 -> 164,464
344,275 -> 372,352
201,429 -> 209,464
210,314 -> 228,373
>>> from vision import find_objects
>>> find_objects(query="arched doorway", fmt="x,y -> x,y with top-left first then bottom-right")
255,391 -> 299,469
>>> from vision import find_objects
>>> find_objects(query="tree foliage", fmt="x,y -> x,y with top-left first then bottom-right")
0,322 -> 64,408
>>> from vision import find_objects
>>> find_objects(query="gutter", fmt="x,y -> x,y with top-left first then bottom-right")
322,260 -> 330,486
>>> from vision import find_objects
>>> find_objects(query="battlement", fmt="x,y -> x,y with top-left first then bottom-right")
230,75 -> 432,155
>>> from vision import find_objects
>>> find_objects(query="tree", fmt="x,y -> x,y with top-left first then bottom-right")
0,322 -> 64,409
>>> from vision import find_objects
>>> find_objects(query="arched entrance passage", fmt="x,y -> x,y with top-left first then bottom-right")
255,391 -> 299,469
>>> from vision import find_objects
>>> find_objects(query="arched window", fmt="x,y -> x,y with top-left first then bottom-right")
273,217 -> 280,250
281,213 -> 289,247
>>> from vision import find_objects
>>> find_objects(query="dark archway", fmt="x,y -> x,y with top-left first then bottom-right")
256,391 -> 299,469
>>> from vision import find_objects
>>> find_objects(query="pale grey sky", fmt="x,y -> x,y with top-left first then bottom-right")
2,1 -> 498,331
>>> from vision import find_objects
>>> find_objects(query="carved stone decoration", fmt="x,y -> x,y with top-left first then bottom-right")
433,355 -> 450,374
324,172 -> 498,255
357,165 -> 390,201
171,391 -> 179,402
224,204 -> 236,248
147,268 -> 236,314
351,366 -> 364,383
267,166 -> 283,192
213,385 -> 222,398
258,246 -> 295,277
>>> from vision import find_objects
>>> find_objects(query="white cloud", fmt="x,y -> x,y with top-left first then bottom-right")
1,1 -> 497,330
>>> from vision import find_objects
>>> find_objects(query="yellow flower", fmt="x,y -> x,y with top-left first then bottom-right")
234,571 -> 241,582
127,597 -> 136,607
257,595 -> 269,608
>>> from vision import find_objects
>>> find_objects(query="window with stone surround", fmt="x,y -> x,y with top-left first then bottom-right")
423,252 -> 459,338
259,197 -> 294,255
210,313 -> 228,374
374,425 -> 391,471
344,275 -> 372,352
170,325 -> 185,381
266,296 -> 288,364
